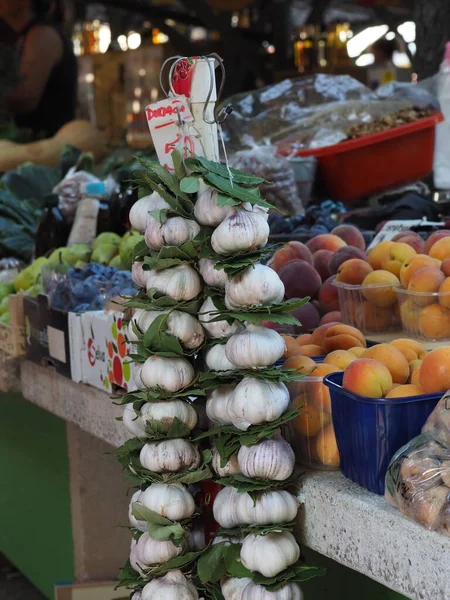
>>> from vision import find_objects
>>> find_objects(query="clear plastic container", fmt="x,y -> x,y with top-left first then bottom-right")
333,280 -> 400,334
396,287 -> 450,341
285,376 -> 340,470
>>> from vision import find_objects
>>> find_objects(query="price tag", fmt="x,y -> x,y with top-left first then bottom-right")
145,95 -> 202,171
368,220 -> 445,250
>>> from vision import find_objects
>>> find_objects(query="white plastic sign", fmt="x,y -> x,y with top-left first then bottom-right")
368,219 -> 444,250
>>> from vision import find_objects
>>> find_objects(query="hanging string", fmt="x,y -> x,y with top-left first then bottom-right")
218,123 -> 234,187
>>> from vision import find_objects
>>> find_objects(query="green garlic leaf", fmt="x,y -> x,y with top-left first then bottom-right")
180,176 -> 200,193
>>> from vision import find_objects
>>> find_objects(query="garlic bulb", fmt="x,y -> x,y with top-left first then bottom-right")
134,363 -> 143,388
243,202 -> 269,222
194,187 -> 235,226
130,539 -> 145,575
141,570 -> 199,600
225,265 -> 285,309
128,490 -> 147,532
140,400 -> 198,431
131,592 -> 142,600
228,378 -> 290,431
206,385 -> 235,425
236,490 -> 298,526
213,486 -> 242,528
132,262 -> 149,288
135,532 -> 183,566
140,439 -> 201,473
141,355 -> 194,392
146,263 -> 202,301
129,193 -> 170,232
211,211 -> 269,256
212,446 -> 241,477
221,577 -> 252,600
225,324 -> 286,368
145,216 -> 200,250
241,532 -> 300,578
198,258 -> 229,288
139,483 -> 195,520
242,582 -> 303,600
205,344 -> 239,372
129,309 -> 204,350
238,436 -> 295,481
199,297 -> 241,339
123,404 -> 146,438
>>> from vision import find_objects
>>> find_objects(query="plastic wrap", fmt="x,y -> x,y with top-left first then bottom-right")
386,392 -> 450,535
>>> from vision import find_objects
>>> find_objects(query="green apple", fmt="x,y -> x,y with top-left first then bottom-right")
119,234 -> 144,268
93,232 -> 121,250
92,244 -> 119,265
0,296 -> 9,315
66,244 -> 92,266
109,255 -> 124,269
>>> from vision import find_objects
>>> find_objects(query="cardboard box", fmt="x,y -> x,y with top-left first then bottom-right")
55,581 -> 127,600
0,294 -> 26,357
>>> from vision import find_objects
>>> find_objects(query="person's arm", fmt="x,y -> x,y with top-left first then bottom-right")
9,25 -> 63,114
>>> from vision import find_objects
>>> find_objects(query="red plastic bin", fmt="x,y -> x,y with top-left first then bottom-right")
278,112 -> 443,203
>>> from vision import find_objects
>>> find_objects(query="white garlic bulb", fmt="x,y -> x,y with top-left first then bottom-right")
131,592 -> 142,600
236,490 -> 299,526
146,263 -> 202,301
221,577 -> 252,600
206,385 -> 235,425
123,404 -> 146,438
199,297 -> 241,339
213,486 -> 242,528
238,436 -> 295,481
129,193 -> 170,232
130,539 -> 145,576
135,532 -> 183,566
141,570 -> 199,600
133,363 -> 143,388
145,216 -> 200,250
128,490 -> 147,532
140,439 -> 201,473
132,262 -> 149,288
225,324 -> 286,368
141,355 -> 194,392
227,378 -> 290,431
198,258 -> 229,288
129,309 -> 204,350
211,446 -> 241,477
211,211 -> 269,256
140,400 -> 198,431
242,582 -> 303,600
194,187 -> 235,226
138,483 -> 195,520
225,265 -> 285,309
241,532 -> 300,578
243,202 -> 269,221
205,344 -> 239,372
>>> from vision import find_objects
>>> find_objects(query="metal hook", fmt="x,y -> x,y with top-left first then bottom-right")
159,55 -> 183,98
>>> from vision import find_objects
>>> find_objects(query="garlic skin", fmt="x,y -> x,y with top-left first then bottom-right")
205,344 -> 239,372
211,211 -> 269,256
225,265 -> 285,309
241,531 -> 300,578
242,582 -> 303,600
123,404 -> 146,438
138,483 -> 195,520
128,490 -> 147,532
131,592 -> 142,600
206,385 -> 235,425
141,355 -> 194,392
236,490 -> 299,526
194,187 -> 235,226
130,539 -> 145,576
140,439 -> 201,473
225,324 -> 286,368
238,436 -> 295,481
141,570 -> 199,600
212,446 -> 241,477
228,378 -> 290,431
129,193 -> 170,232
199,297 -> 241,339
222,577 -> 252,600
145,216 -> 200,250
140,400 -> 198,431
132,262 -> 149,288
198,258 -> 229,288
212,535 -> 244,546
213,486 -> 242,528
135,532 -> 183,566
129,309 -> 204,350
133,363 -> 143,388
146,263 -> 202,301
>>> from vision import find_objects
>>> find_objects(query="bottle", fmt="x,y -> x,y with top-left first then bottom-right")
35,194 -> 71,258
67,182 -> 105,246
434,42 -> 450,190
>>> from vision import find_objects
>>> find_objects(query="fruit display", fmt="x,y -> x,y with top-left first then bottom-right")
268,199 -> 346,236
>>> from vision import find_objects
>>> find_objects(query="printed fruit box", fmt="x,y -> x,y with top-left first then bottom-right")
0,294 -> 26,357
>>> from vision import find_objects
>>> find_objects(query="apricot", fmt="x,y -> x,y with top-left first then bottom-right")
300,344 -> 325,357
408,267 -> 445,306
362,270 -> 399,307
318,276 -> 340,313
390,338 -> 427,362
343,358 -> 393,398
385,384 -> 424,398
310,322 -> 341,347
281,335 -> 302,359
293,401 -> 330,438
419,304 -> 450,340
279,260 -> 322,300
429,237 -> 450,262
400,255 -> 439,289
348,346 -> 365,358
296,333 -> 312,346
328,246 -> 368,275
272,241 -> 313,272
441,258 -> 450,277
438,277 -> 450,309
335,259 -> 373,285
361,343 -> 409,384
313,249 -> 334,282
356,301 -> 393,331
306,234 -> 347,254
410,363 -> 422,388
425,230 -> 450,254
367,241 -> 395,270
381,242 -> 417,278
283,355 -> 316,373
398,297 -> 418,332
419,346 -> 450,393
322,323 -> 366,353
392,231 -> 425,254
324,349 -> 356,370
340,296 -> 359,326
320,311 -> 341,326
316,425 -> 340,467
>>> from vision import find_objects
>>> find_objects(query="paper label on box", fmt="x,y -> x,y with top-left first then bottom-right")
48,326 -> 67,363
368,219 -> 445,249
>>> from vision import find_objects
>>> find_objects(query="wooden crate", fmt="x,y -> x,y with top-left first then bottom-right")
0,294 -> 25,357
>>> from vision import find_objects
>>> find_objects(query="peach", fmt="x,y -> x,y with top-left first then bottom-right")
313,249 -> 335,282
324,349 -> 356,370
283,355 -> 316,373
408,267 -> 445,306
331,224 -> 366,251
322,323 -> 366,353
429,237 -> 450,262
400,255 -> 439,288
306,234 -> 347,254
290,302 -> 320,334
296,333 -> 312,346
335,259 -> 373,285
390,339 -> 427,362
419,304 -> 450,339
310,322 -> 341,347
279,260 -> 322,300
419,346 -> 450,393
328,246 -> 368,276
424,230 -> 450,254
348,346 -> 366,358
318,276 -> 340,312
362,270 -> 399,307
438,277 -> 450,309
392,231 -> 425,254
343,358 -> 393,398
300,344 -> 325,357
385,384 -> 424,398
360,343 -> 409,384
272,241 -> 313,271
367,241 -> 395,270
293,400 -> 330,437
381,242 -> 417,277
316,425 -> 340,467
282,335 -> 302,359
356,301 -> 393,331
319,311 -> 341,326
